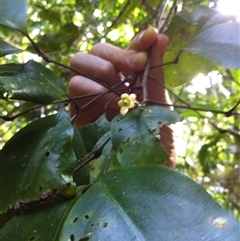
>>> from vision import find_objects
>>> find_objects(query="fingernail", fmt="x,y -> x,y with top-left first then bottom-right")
153,27 -> 158,33
138,29 -> 146,40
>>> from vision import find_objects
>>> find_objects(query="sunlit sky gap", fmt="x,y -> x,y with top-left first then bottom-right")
214,0 -> 240,21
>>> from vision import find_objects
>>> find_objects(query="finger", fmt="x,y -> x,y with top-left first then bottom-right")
90,43 -> 147,72
70,53 -> 121,86
160,124 -> 176,168
144,35 -> 175,168
89,27 -> 159,72
69,76 -> 119,126
150,34 -> 168,69
147,34 -> 169,103
127,27 -> 158,51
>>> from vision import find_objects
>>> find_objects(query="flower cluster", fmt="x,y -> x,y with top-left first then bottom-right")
118,93 -> 139,115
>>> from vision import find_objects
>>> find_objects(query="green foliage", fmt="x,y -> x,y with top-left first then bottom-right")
0,60 -> 67,104
110,106 -> 178,165
0,40 -> 23,57
185,22 -> 240,69
59,165 -> 239,241
0,0 -> 239,239
164,6 -> 217,87
0,0 -> 28,34
1,166 -> 239,241
0,113 -> 79,213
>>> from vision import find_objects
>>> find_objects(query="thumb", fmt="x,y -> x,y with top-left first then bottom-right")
147,34 -> 169,103
149,34 -> 169,79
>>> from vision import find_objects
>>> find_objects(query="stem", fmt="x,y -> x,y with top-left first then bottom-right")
141,0 -> 172,105
141,51 -> 151,105
148,74 -> 240,117
156,0 -> 170,32
74,136 -> 110,173
25,34 -> 120,96
146,100 -> 240,116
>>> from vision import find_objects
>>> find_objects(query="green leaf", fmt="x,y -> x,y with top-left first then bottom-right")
110,106 -> 179,165
72,126 -> 89,186
0,40 -> 23,57
0,198 -> 75,241
59,165 -> 240,241
89,139 -> 120,183
0,116 -> 78,214
184,22 -> 240,69
79,115 -> 110,153
198,135 -> 223,175
174,6 -> 217,28
0,60 -> 67,104
0,0 -> 28,34
229,69 -> 240,81
201,11 -> 236,31
179,102 -> 219,118
164,6 -> 218,87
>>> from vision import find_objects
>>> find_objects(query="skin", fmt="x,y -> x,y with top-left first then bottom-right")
68,27 -> 175,167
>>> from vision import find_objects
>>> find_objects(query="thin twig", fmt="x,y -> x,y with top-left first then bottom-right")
74,136 -> 110,173
0,105 -> 43,121
141,51 -> 151,104
148,74 -> 240,117
101,0 -> 132,40
102,148 -> 113,175
146,99 -> 240,117
24,34 -> 120,96
147,74 -> 240,136
156,0 -> 170,32
157,0 -> 178,33
141,0 -> 171,105
70,73 -> 139,122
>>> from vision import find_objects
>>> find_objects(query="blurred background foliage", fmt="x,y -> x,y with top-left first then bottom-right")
0,0 -> 239,219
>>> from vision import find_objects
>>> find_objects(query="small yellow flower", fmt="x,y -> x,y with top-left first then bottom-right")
118,93 -> 139,115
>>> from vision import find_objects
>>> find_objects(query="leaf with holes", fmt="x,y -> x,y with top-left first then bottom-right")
88,133 -> 120,183
0,196 -> 78,241
0,115 -> 81,214
110,106 -> 179,166
1,166 -> 239,240
0,60 -> 67,104
59,165 -> 240,241
79,115 -> 110,153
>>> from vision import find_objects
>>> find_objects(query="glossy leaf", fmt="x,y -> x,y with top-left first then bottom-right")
59,165 -> 240,241
0,0 -> 28,34
0,198 -> 75,241
72,125 -> 89,186
75,115 -> 111,184
89,133 -> 120,183
0,116 -> 78,214
0,60 -> 67,104
79,115 -> 110,153
185,22 -> 240,69
3,111 -> 68,143
0,40 -> 22,57
201,11 -> 236,31
110,106 -> 180,165
164,6 -> 219,87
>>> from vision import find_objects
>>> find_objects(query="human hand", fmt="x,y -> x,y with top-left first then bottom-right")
68,27 -> 175,167
69,27 -> 170,125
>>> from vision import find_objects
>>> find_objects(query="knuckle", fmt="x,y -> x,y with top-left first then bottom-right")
69,52 -> 85,68
89,43 -> 104,55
